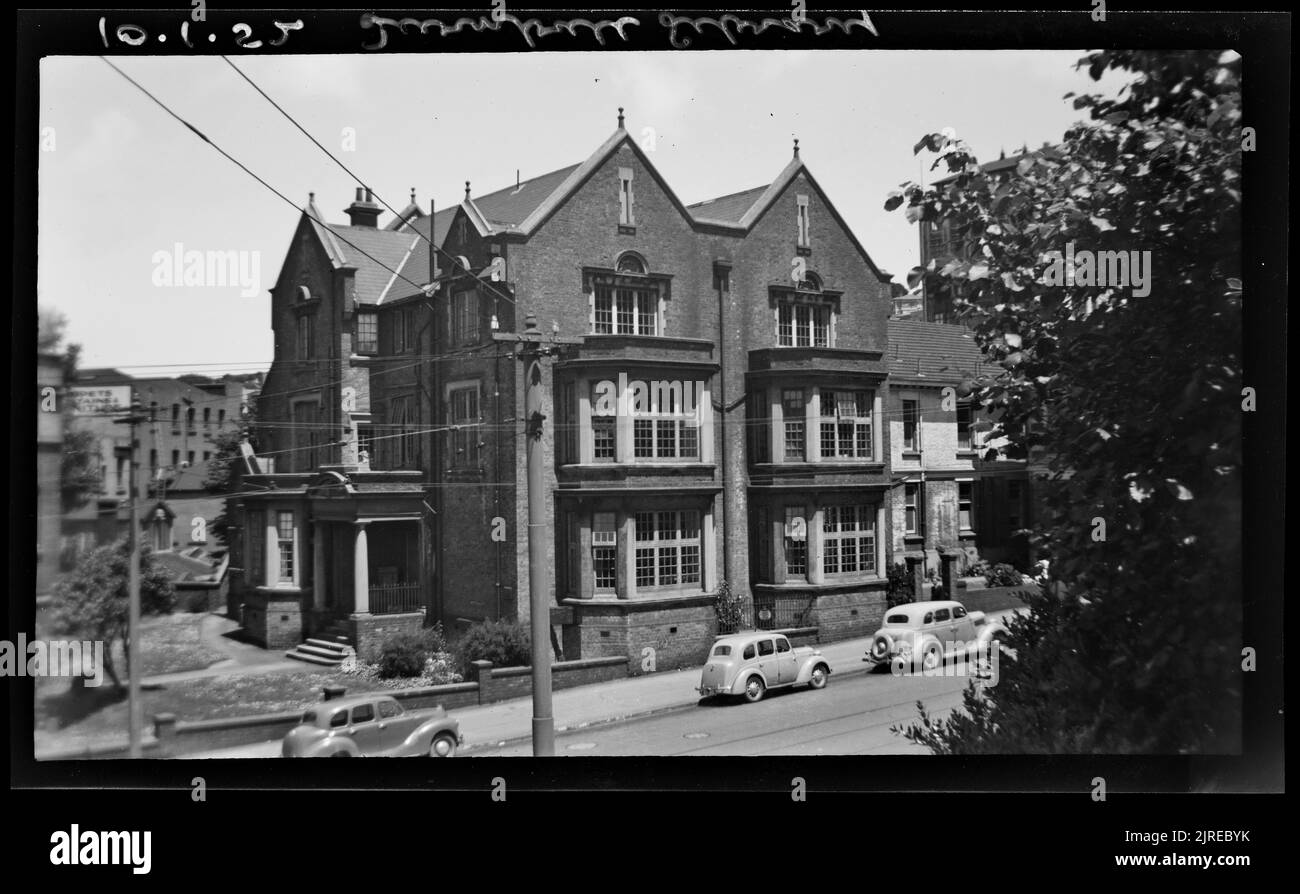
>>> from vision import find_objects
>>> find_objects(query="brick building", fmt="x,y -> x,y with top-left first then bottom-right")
887,320 -> 1031,573
340,115 -> 897,671
59,369 -> 254,569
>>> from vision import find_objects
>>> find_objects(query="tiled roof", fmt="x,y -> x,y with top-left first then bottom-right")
686,184 -> 770,224
888,319 -> 985,383
330,224 -> 425,304
474,165 -> 582,227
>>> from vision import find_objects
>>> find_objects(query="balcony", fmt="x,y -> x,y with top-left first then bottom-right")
369,583 -> 423,615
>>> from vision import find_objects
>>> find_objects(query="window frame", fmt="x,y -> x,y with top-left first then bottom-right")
275,510 -> 296,585
958,481 -> 975,532
822,504 -> 877,578
902,399 -> 920,452
818,390 -> 874,461
592,512 -> 617,593
356,310 -> 379,355
633,509 -> 702,591
446,384 -> 479,470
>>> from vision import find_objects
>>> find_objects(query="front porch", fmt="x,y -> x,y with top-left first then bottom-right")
234,467 -> 433,659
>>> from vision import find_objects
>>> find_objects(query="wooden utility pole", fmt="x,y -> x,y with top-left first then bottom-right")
115,392 -> 149,757
493,313 -> 581,756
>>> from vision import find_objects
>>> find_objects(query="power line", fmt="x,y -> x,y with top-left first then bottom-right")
219,55 -> 518,307
99,57 -> 432,300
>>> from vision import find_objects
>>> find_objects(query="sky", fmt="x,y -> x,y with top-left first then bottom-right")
38,50 -> 1129,375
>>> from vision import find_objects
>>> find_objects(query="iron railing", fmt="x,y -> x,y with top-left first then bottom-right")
716,594 -> 816,635
369,583 -> 424,615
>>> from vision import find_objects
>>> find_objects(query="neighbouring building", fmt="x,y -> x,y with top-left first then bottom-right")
235,113 -> 899,668
887,319 -> 1030,574
59,368 -> 258,571
916,148 -> 1034,325
37,353 -> 66,596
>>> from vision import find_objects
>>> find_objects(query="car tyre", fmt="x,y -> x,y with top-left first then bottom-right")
919,641 -> 943,672
743,675 -> 766,704
809,663 -> 829,690
429,732 -> 458,758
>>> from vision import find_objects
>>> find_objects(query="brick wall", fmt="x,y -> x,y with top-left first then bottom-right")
243,590 -> 307,650
345,611 -> 427,663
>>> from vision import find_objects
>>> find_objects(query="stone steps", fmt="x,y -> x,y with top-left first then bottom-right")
286,634 -> 353,667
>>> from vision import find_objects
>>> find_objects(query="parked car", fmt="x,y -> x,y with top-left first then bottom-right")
697,632 -> 831,703
281,694 -> 463,757
863,600 -> 1010,672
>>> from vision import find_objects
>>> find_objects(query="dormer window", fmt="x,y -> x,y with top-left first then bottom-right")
618,167 -> 635,226
796,194 -> 811,248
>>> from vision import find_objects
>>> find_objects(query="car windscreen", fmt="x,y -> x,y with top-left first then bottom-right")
886,614 -> 910,625
712,645 -> 732,656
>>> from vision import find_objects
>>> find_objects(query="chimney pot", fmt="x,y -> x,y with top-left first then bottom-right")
355,187 -> 364,202
365,187 -> 373,202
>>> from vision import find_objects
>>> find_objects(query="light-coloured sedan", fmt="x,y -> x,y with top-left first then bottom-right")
697,632 -> 831,704
281,694 -> 463,758
863,600 -> 1009,672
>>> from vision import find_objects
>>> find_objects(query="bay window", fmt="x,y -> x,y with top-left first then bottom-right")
592,512 -> 617,592
782,389 -> 805,460
823,505 -> 876,577
634,510 -> 701,589
593,284 -> 658,335
819,390 -> 873,460
776,303 -> 831,347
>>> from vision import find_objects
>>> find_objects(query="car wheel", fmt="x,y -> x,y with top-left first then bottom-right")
743,676 -> 766,703
920,642 -> 943,672
429,732 -> 458,758
809,663 -> 829,689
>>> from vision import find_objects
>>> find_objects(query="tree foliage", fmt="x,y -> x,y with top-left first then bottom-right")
48,539 -> 177,688
40,305 -> 101,510
889,51 -> 1241,753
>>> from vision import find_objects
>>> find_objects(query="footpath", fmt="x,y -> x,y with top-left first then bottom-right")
185,607 -> 1021,759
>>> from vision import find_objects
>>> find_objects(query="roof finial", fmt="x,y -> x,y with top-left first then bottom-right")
793,137 -> 800,158
411,187 -> 417,203
465,181 -> 471,201
618,106 -> 625,128
308,191 -> 315,204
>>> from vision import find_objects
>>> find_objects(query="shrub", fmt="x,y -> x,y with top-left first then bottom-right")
886,562 -> 914,608
713,580 -> 748,633
983,563 -> 1023,588
454,619 -> 531,676
376,625 -> 450,680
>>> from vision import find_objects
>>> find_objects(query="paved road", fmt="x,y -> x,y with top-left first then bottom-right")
466,667 -> 974,756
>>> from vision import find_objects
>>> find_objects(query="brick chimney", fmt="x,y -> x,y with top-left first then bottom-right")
344,187 -> 381,228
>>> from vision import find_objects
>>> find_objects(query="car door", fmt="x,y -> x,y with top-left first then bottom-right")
950,604 -> 976,648
754,638 -> 776,684
774,636 -> 799,685
375,698 -> 416,752
931,607 -> 955,654
346,702 -> 383,754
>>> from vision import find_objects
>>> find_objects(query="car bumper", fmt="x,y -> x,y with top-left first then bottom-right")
696,685 -> 731,698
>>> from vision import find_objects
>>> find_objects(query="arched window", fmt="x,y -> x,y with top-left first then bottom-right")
616,253 -> 646,275
798,272 -> 822,292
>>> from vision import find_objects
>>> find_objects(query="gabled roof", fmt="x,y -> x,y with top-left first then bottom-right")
473,164 -> 583,228
888,319 -> 985,384
303,197 -> 429,304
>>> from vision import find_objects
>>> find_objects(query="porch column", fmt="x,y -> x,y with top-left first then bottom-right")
312,522 -> 326,609
264,513 -> 279,587
353,521 -> 370,614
